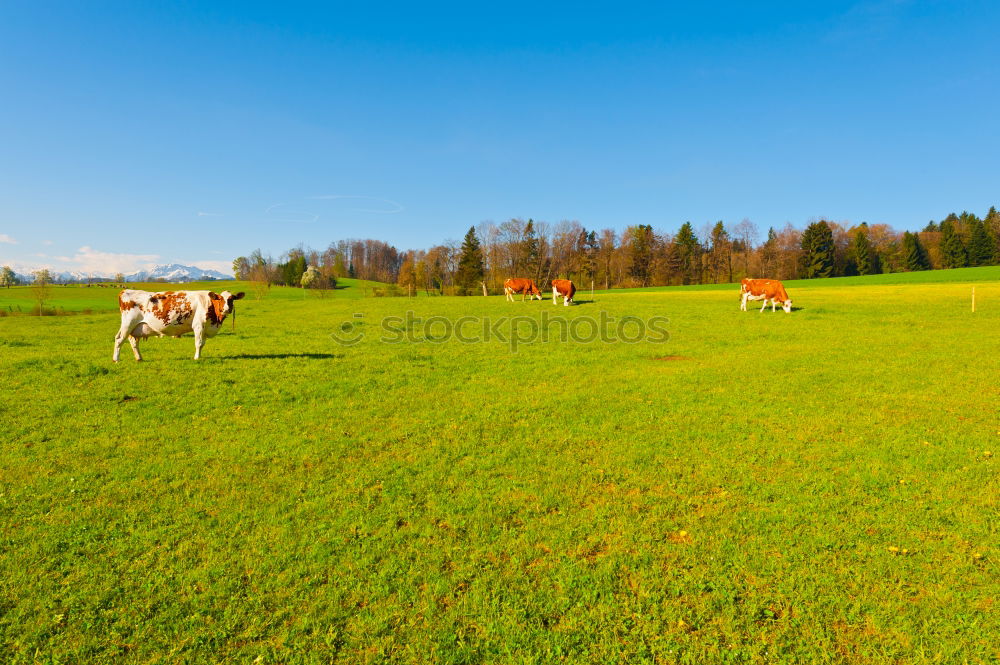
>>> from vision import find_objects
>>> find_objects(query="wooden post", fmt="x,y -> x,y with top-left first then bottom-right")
972,286 -> 976,313
481,281 -> 488,297
591,279 -> 594,300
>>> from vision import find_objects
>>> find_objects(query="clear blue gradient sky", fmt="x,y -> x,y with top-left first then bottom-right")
1,1 -> 998,274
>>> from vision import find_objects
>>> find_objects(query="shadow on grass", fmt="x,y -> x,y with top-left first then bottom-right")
230,353 -> 342,360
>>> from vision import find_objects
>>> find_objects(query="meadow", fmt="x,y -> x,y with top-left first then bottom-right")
0,271 -> 997,664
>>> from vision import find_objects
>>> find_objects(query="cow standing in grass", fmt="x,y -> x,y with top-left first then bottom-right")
503,278 -> 542,302
740,278 -> 793,313
113,289 -> 245,361
552,279 -> 576,306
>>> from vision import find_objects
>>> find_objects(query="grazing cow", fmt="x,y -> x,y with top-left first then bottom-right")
113,289 -> 245,361
552,279 -> 576,306
740,278 -> 793,313
503,278 -> 542,302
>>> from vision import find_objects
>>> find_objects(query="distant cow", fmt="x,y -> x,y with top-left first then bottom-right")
552,279 -> 576,306
113,289 -> 245,361
504,278 -> 542,302
740,278 -> 793,313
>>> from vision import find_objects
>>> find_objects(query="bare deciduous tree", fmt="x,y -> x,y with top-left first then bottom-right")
733,218 -> 758,278
31,269 -> 52,314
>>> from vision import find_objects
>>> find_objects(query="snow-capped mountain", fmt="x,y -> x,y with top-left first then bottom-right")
5,263 -> 232,283
124,263 -> 232,282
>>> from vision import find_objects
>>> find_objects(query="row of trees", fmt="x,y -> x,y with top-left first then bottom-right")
233,240 -> 400,286
785,208 -> 1000,279
235,206 -> 999,295
9,207 -> 994,299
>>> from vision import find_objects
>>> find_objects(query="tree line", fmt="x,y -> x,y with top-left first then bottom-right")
232,206 -> 1000,295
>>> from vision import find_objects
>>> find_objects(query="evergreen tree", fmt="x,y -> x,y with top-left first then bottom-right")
851,227 -> 872,276
800,221 -> 834,278
520,219 -> 540,278
282,254 -> 307,286
939,220 -> 968,268
958,211 -> 978,228
664,241 -> 683,285
985,206 -> 1000,225
902,232 -> 931,271
295,255 -> 308,285
674,222 -> 702,284
967,219 -> 993,266
759,227 -> 778,276
922,221 -> 939,232
455,226 -> 485,295
348,262 -> 356,279
709,221 -> 732,283
575,229 -> 597,281
628,224 -> 654,285
986,206 -> 1000,263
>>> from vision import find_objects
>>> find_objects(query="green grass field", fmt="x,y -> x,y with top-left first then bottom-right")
1,271 -> 997,663
0,278 -> 392,315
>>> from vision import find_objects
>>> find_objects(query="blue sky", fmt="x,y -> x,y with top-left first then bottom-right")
1,1 -> 998,274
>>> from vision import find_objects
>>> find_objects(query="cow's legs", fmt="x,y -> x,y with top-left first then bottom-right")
553,287 -> 558,305
193,323 -> 205,360
113,330 -> 125,362
127,334 -> 143,361
740,292 -> 748,311
563,294 -> 570,306
760,299 -> 767,313
113,319 -> 134,362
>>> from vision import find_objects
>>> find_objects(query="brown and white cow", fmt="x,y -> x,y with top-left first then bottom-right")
740,278 -> 793,313
113,289 -> 245,361
552,279 -> 576,306
503,278 -> 542,302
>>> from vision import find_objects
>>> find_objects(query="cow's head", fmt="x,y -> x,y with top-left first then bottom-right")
220,291 -> 245,315
208,290 -> 245,326
530,283 -> 542,297
782,299 -> 793,313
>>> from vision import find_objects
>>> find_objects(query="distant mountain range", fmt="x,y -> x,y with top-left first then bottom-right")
124,263 -> 234,282
9,263 -> 233,284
